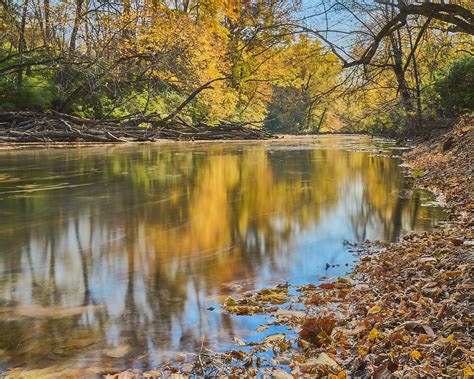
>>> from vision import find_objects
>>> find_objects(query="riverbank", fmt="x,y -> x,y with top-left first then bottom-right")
0,112 -> 384,145
98,122 -> 472,378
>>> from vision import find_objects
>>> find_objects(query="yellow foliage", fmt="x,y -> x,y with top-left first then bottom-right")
368,305 -> 381,315
367,328 -> 379,341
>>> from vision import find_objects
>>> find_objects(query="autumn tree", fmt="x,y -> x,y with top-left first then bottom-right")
0,0 -> 471,135
298,0 -> 473,135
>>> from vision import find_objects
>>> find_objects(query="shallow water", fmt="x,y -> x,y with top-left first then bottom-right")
0,136 -> 445,375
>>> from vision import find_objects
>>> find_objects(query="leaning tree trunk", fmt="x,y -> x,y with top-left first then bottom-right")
389,30 -> 420,141
406,22 -> 426,134
390,33 -> 413,116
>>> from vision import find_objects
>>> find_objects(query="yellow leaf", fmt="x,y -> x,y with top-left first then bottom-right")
463,364 -> 474,377
368,328 -> 379,340
358,347 -> 368,356
368,305 -> 381,314
225,297 -> 236,306
447,334 -> 455,343
410,350 -> 422,360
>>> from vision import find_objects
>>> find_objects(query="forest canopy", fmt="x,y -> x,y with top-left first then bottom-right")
0,0 -> 473,135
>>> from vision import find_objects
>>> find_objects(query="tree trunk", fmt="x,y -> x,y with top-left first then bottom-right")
406,24 -> 424,133
69,0 -> 84,54
390,33 -> 413,115
17,0 -> 29,87
44,0 -> 50,42
316,107 -> 328,133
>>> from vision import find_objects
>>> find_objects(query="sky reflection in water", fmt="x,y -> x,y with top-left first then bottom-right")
0,136 -> 445,374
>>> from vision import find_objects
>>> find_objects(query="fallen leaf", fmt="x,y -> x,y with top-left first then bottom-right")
368,305 -> 381,314
463,364 -> 474,377
368,328 -> 379,341
337,277 -> 350,284
233,337 -> 246,346
299,316 -> 336,346
225,297 -> 237,306
389,331 -> 407,344
320,283 -> 336,290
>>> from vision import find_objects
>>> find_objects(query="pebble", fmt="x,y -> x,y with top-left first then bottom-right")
277,356 -> 291,365
176,353 -> 186,363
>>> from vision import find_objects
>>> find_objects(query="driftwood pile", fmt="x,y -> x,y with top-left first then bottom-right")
0,112 -> 275,143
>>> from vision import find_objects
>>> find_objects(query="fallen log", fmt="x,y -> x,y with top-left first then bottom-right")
0,111 -> 276,143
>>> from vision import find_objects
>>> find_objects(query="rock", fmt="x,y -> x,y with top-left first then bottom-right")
277,356 -> 292,365
176,353 -> 186,363
143,370 -> 165,378
264,333 -> 286,344
299,352 -> 340,372
313,352 -> 340,370
443,136 -> 455,152
180,363 -> 194,373
103,344 -> 130,358
221,282 -> 242,292
272,369 -> 293,378
275,308 -> 306,318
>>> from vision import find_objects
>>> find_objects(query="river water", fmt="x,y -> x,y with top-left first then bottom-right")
0,136 -> 445,375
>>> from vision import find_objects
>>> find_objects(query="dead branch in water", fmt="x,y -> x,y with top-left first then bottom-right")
0,112 -> 276,143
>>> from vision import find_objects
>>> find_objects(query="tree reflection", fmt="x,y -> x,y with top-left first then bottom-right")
0,138 -> 445,372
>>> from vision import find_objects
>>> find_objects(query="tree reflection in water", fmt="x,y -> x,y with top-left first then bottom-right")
0,137 -> 445,373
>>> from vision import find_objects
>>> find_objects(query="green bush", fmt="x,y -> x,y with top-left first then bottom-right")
434,56 -> 474,117
0,75 -> 57,111
70,87 -> 198,120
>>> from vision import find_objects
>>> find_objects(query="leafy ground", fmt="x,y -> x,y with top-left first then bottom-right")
100,122 -> 473,378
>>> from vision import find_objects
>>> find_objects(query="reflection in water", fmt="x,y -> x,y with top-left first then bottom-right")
0,136 -> 444,374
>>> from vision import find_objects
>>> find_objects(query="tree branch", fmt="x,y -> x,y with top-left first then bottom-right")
159,77 -> 228,123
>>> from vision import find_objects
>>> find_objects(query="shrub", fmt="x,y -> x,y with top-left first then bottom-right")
434,56 -> 474,117
0,75 -> 57,111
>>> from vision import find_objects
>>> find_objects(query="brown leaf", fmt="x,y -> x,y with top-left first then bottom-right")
299,316 -> 336,346
320,283 -> 336,290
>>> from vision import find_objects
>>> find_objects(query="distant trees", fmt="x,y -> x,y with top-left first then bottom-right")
265,36 -> 340,132
0,0 -> 472,135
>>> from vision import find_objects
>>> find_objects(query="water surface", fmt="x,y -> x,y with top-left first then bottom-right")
0,136 -> 445,375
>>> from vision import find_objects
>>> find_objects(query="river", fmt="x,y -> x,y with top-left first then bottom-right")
0,136 -> 445,376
